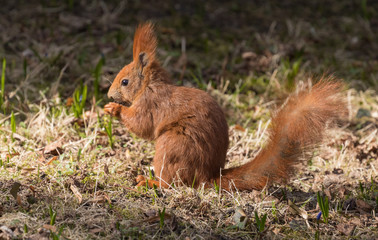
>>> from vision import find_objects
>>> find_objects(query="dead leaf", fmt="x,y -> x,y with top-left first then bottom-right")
12,133 -> 27,142
38,151 -> 46,162
233,206 -> 248,229
16,195 -> 22,205
21,167 -> 36,175
0,226 -> 15,238
234,124 -> 246,132
288,200 -> 308,220
59,13 -> 92,29
337,223 -> 356,236
42,224 -> 56,232
66,97 -> 73,107
332,168 -> 344,174
324,188 -> 332,200
84,111 -> 97,120
4,152 -> 19,159
70,185 -> 83,204
343,198 -> 357,211
104,163 -> 109,175
356,199 -> 374,213
44,141 -> 64,155
89,228 -> 103,234
46,156 -> 58,165
242,51 -> 257,59
10,182 -> 21,200
62,116 -> 76,125
90,192 -> 111,205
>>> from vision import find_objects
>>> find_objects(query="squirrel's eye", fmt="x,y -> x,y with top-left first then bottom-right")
121,79 -> 129,86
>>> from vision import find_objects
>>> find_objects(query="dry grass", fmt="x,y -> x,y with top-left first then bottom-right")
0,1 -> 377,239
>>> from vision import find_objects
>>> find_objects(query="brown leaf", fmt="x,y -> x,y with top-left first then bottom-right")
104,163 -> 109,175
21,167 -> 36,175
288,200 -> 308,220
89,228 -> 103,234
38,151 -> 46,162
0,226 -> 15,238
242,51 -> 257,59
337,223 -> 356,236
234,124 -> 246,132
70,184 -> 83,204
62,116 -> 76,125
324,188 -> 332,200
90,192 -> 111,205
44,141 -> 64,156
4,152 -> 20,159
84,111 -> 97,120
42,224 -> 56,232
356,199 -> 374,213
66,97 -> 73,107
16,195 -> 22,205
343,198 -> 357,211
233,206 -> 248,229
46,156 -> 58,165
10,182 -> 21,200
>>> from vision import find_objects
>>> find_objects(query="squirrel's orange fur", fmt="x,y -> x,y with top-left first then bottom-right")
104,23 -> 346,190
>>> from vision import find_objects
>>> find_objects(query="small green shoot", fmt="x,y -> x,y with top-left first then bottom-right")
23,58 -> 27,78
158,207 -> 166,229
271,201 -> 277,221
77,148 -> 82,161
283,58 -> 301,91
72,84 -> 87,118
213,180 -> 219,194
189,67 -> 209,90
104,117 -> 114,149
67,0 -> 74,10
359,181 -> 367,200
24,223 -> 28,233
49,205 -> 57,225
361,0 -> 371,20
148,167 -> 154,180
152,184 -> 159,205
10,111 -> 16,142
316,192 -> 329,224
254,211 -> 267,232
1,58 -> 6,113
191,174 -> 196,189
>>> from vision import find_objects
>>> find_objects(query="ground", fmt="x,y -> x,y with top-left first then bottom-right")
0,0 -> 377,239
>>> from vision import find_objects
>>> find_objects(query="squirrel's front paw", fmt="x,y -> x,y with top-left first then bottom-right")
104,102 -> 122,117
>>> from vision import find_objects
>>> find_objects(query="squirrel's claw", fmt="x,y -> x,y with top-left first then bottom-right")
136,175 -> 146,183
104,102 -> 121,117
135,175 -> 161,188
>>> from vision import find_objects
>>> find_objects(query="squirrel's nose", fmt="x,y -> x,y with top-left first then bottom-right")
107,87 -> 114,100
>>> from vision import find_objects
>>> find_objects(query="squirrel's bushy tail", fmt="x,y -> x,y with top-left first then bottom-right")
217,78 -> 347,191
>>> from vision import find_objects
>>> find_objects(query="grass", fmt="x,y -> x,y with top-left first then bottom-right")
0,58 -> 5,114
0,0 -> 377,239
72,83 -> 88,118
316,192 -> 330,224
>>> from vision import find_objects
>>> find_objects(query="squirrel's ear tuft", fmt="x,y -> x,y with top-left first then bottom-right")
133,22 -> 157,63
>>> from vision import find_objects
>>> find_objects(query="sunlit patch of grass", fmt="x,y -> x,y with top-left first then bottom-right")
0,1 -> 377,239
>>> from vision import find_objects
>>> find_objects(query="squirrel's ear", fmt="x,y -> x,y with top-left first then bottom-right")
133,22 -> 157,63
137,52 -> 148,77
138,52 -> 148,68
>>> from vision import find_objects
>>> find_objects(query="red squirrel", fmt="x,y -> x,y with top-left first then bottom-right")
104,23 -> 346,191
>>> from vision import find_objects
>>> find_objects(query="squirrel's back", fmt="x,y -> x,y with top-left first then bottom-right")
144,84 -> 229,186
